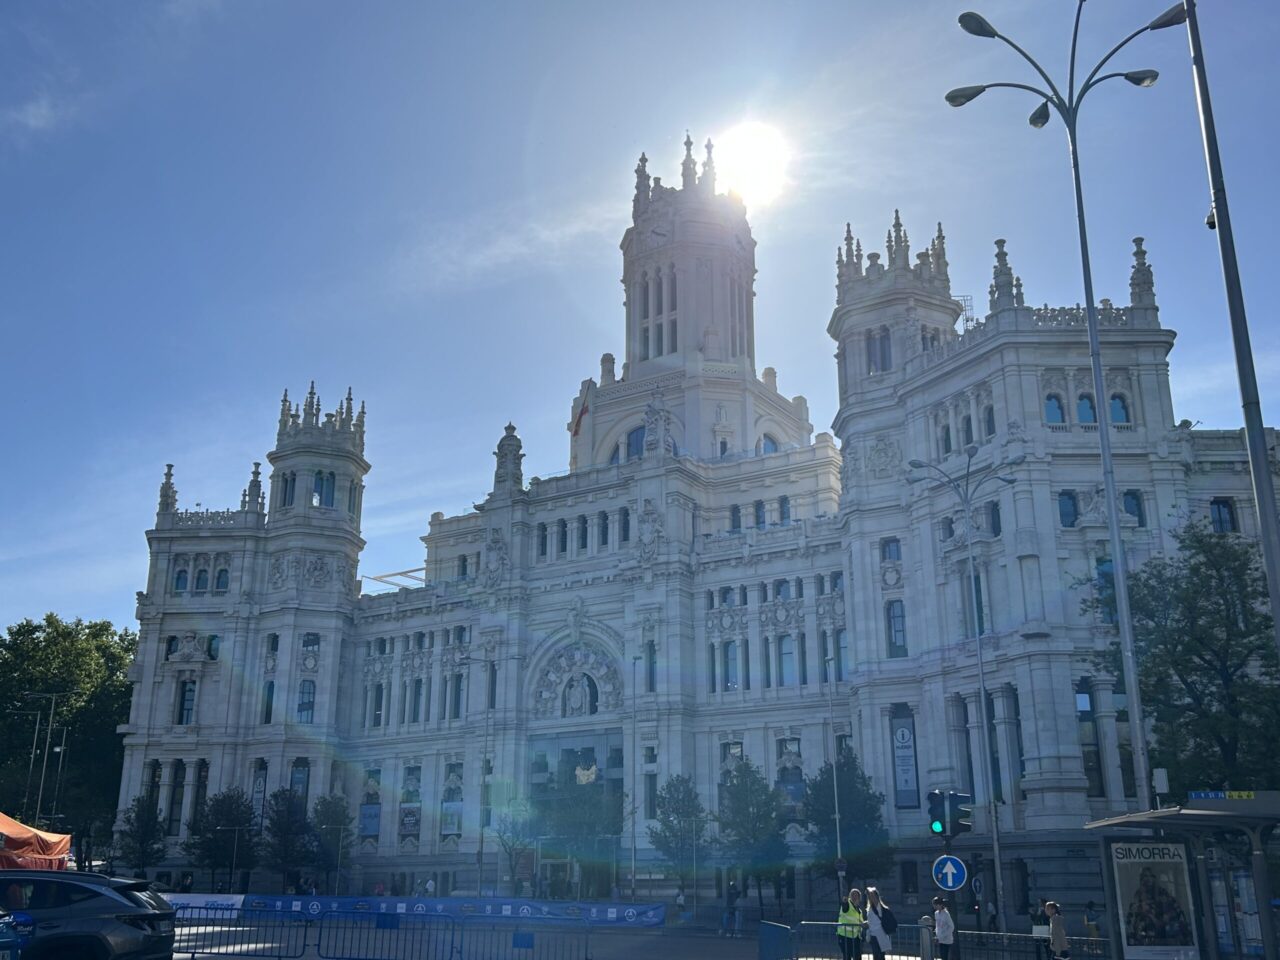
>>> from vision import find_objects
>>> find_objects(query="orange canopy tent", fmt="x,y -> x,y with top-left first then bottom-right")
0,811 -> 69,870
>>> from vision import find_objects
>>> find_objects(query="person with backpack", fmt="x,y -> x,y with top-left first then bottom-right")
836,888 -> 865,960
864,886 -> 897,959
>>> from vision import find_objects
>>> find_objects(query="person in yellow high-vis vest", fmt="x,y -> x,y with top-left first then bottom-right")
837,888 -> 866,960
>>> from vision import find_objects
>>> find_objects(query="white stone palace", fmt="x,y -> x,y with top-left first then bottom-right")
119,133 -> 1275,911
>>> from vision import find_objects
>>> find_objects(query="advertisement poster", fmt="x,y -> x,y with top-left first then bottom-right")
891,713 -> 919,808
1110,842 -> 1198,960
398,805 -> 421,839
439,801 -> 463,837
358,804 -> 381,839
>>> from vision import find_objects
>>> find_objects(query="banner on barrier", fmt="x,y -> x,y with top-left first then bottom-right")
231,894 -> 665,926
162,893 -> 245,914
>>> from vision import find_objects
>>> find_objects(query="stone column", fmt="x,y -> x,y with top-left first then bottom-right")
1090,677 -> 1126,809
946,695 -> 972,795
961,691 -> 989,832
991,685 -> 1021,830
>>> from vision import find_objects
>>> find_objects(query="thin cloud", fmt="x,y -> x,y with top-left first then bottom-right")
390,200 -> 623,294
3,92 -> 68,135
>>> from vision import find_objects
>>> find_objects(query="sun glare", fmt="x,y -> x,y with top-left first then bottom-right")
714,121 -> 792,209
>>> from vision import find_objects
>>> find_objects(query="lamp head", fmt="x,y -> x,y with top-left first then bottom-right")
1124,69 -> 1159,88
1148,4 -> 1188,30
945,85 -> 987,107
964,443 -> 980,459
958,12 -> 999,38
998,476 -> 1016,485
908,459 -> 928,469
1029,101 -> 1052,129
1005,453 -> 1026,466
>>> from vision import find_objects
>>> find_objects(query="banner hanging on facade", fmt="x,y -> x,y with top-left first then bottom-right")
1110,841 -> 1198,960
891,711 -> 919,808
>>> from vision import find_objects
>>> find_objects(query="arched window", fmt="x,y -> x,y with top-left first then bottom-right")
174,569 -> 189,592
885,601 -> 907,658
167,760 -> 186,836
730,505 -> 742,532
214,568 -> 229,592
313,471 -> 324,507
777,635 -> 795,687
280,471 -> 296,508
723,641 -> 739,692
754,500 -> 766,530
1077,394 -> 1098,424
537,523 -> 548,558
984,405 -> 996,438
962,415 -> 974,446
778,495 -> 791,525
1123,490 -> 1146,528
262,681 -> 275,724
557,519 -> 568,554
577,515 -> 588,550
297,680 -> 316,724
1059,491 -> 1080,528
194,569 -> 209,592
762,434 -> 780,454
1110,394 -> 1131,424
655,274 -> 664,315
627,426 -> 646,461
942,424 -> 953,455
598,511 -> 609,547
1044,395 -> 1065,424
620,507 -> 631,542
669,270 -> 677,311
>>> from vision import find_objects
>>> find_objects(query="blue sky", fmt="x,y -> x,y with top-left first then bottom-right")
2,0 -> 1276,629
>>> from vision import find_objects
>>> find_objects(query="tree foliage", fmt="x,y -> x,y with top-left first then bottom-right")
261,789 -> 315,892
714,760 -> 790,915
803,750 -> 893,885
491,799 -> 536,896
0,615 -> 135,855
533,779 -> 623,898
181,788 -> 257,890
646,774 -> 709,889
309,794 -> 354,895
1092,521 -> 1280,798
117,794 -> 166,873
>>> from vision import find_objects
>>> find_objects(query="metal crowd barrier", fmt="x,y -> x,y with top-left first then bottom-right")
457,913 -> 591,960
794,920 -> 928,959
173,906 -> 308,959
955,929 -> 1112,960
317,910 -> 455,960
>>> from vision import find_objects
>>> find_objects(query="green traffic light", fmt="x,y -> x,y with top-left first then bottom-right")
930,819 -> 945,834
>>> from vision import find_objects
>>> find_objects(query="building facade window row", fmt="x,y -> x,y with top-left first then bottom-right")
536,508 -> 632,561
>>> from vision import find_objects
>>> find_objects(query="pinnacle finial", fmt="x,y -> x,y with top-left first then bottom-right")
1130,236 -> 1156,307
158,463 -> 178,513
990,238 -> 1016,311
681,131 -> 698,189
684,131 -> 693,156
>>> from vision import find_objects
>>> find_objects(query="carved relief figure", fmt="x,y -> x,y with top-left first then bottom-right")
637,498 -> 664,563
482,529 -> 510,588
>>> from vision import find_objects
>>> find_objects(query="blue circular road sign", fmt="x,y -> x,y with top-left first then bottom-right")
932,855 -> 968,891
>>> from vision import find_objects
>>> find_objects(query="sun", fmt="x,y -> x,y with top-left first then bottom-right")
713,121 -> 792,209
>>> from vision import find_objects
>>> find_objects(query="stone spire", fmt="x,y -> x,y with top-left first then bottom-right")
892,210 -> 906,268
700,138 -> 716,194
681,132 -> 697,190
1129,236 -> 1156,306
243,461 -> 264,512
844,223 -> 855,267
303,381 -> 319,427
493,423 -> 525,494
989,238 -> 1017,312
930,222 -> 949,282
158,464 -> 177,514
343,387 -> 355,428
633,153 -> 651,217
278,389 -> 291,434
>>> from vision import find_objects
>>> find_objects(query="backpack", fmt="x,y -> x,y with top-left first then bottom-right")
879,905 -> 898,935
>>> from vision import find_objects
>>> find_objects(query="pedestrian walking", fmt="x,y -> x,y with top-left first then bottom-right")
734,878 -> 745,937
986,900 -> 998,932
863,886 -> 896,960
720,881 -> 739,937
1046,901 -> 1070,960
1083,900 -> 1100,939
425,876 -> 436,897
836,889 -> 865,960
933,897 -> 956,960
1032,898 -> 1051,960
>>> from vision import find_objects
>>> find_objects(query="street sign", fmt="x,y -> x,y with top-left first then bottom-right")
971,876 -> 984,897
932,854 -> 968,891
835,859 -> 848,876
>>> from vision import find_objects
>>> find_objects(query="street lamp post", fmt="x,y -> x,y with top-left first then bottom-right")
215,825 -> 247,893
1180,0 -> 1280,665
51,729 -> 69,820
908,445 -> 1022,931
6,710 -> 42,823
318,824 -> 346,895
24,692 -> 64,828
630,654 -> 643,901
823,656 -> 844,895
945,2 -> 1190,815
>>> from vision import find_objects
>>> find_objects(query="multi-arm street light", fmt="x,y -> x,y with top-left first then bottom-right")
909,445 -> 1022,931
823,656 -> 844,896
945,2 -> 1190,817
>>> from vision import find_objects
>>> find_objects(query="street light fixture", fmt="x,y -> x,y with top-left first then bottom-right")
823,656 -> 844,895
214,825 -> 250,893
908,445 -> 1022,930
945,1 -> 1186,820
317,824 -> 347,895
6,710 -> 42,822
631,654 -> 643,901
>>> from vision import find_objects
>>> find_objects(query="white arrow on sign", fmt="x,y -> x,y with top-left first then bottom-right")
942,861 -> 958,884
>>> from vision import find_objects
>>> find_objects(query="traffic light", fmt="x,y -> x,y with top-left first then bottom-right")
927,789 -> 948,836
948,791 -> 973,836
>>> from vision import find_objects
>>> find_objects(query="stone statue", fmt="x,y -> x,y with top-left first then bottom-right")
565,673 -> 589,717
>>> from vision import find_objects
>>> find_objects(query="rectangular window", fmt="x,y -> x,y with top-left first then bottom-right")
578,515 -> 588,550
670,319 -> 678,351
777,635 -> 795,687
761,637 -> 772,688
1077,683 -> 1105,798
167,761 -> 185,836
1123,490 -> 1146,528
261,681 -> 274,724
831,571 -> 844,593
640,326 -> 650,361
1096,558 -> 1116,625
742,637 -> 751,691
176,680 -> 196,725
645,773 -> 657,820
645,642 -> 656,693
655,322 -> 664,356
297,680 -> 316,724
537,523 -> 548,558
835,629 -> 848,682
621,508 -> 631,542
989,501 -> 1002,536
372,683 -> 384,727
302,632 -> 320,650
967,573 -> 986,636
290,759 -> 311,806
798,633 -> 808,686
754,500 -> 766,530
558,519 -> 568,554
880,538 -> 901,563
1210,497 -> 1237,533
1059,491 -> 1079,528
886,601 -> 907,658
412,678 -> 423,723
450,674 -> 463,720
723,641 -> 739,692
900,860 -> 919,895
599,511 -> 609,547
487,661 -> 498,710
707,643 -> 717,693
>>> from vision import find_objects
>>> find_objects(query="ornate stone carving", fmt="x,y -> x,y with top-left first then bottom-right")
840,444 -> 862,490
168,631 -> 205,663
1003,419 -> 1027,444
637,499 -> 664,563
304,554 -> 332,587
269,553 -> 299,590
532,642 -> 621,719
642,392 -> 677,456
868,436 -> 902,479
300,651 -> 319,673
482,529 -> 510,588
493,423 -> 524,489
881,564 -> 902,589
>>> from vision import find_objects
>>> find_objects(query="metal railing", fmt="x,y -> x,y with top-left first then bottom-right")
317,911 -> 454,960
456,914 -> 590,960
794,920 -> 929,959
173,907 -> 308,959
955,929 -> 1112,960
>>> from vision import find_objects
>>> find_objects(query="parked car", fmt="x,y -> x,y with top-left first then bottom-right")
0,870 -> 175,959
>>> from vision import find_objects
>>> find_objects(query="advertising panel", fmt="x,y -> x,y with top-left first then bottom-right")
1110,841 -> 1198,960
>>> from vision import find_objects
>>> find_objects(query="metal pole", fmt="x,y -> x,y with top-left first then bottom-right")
51,728 -> 68,819
22,711 -> 41,822
630,656 -> 641,900
478,680 -> 490,896
34,693 -> 57,826
960,462 -> 1007,932
1065,112 -> 1154,812
1183,0 -> 1280,664
824,658 -> 844,895
231,828 -> 239,893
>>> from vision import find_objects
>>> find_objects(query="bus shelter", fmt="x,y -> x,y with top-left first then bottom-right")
1085,793 -> 1279,960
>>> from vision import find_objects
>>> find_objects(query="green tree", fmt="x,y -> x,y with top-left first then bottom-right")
182,788 -> 257,890
261,789 -> 315,892
1090,521 -> 1280,798
803,750 -> 893,886
117,794 -> 166,874
309,794 -> 354,895
714,760 -> 790,916
646,774 -> 709,891
491,799 -> 536,896
0,615 -> 136,858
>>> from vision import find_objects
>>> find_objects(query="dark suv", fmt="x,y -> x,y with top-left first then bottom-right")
0,870 -> 175,959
